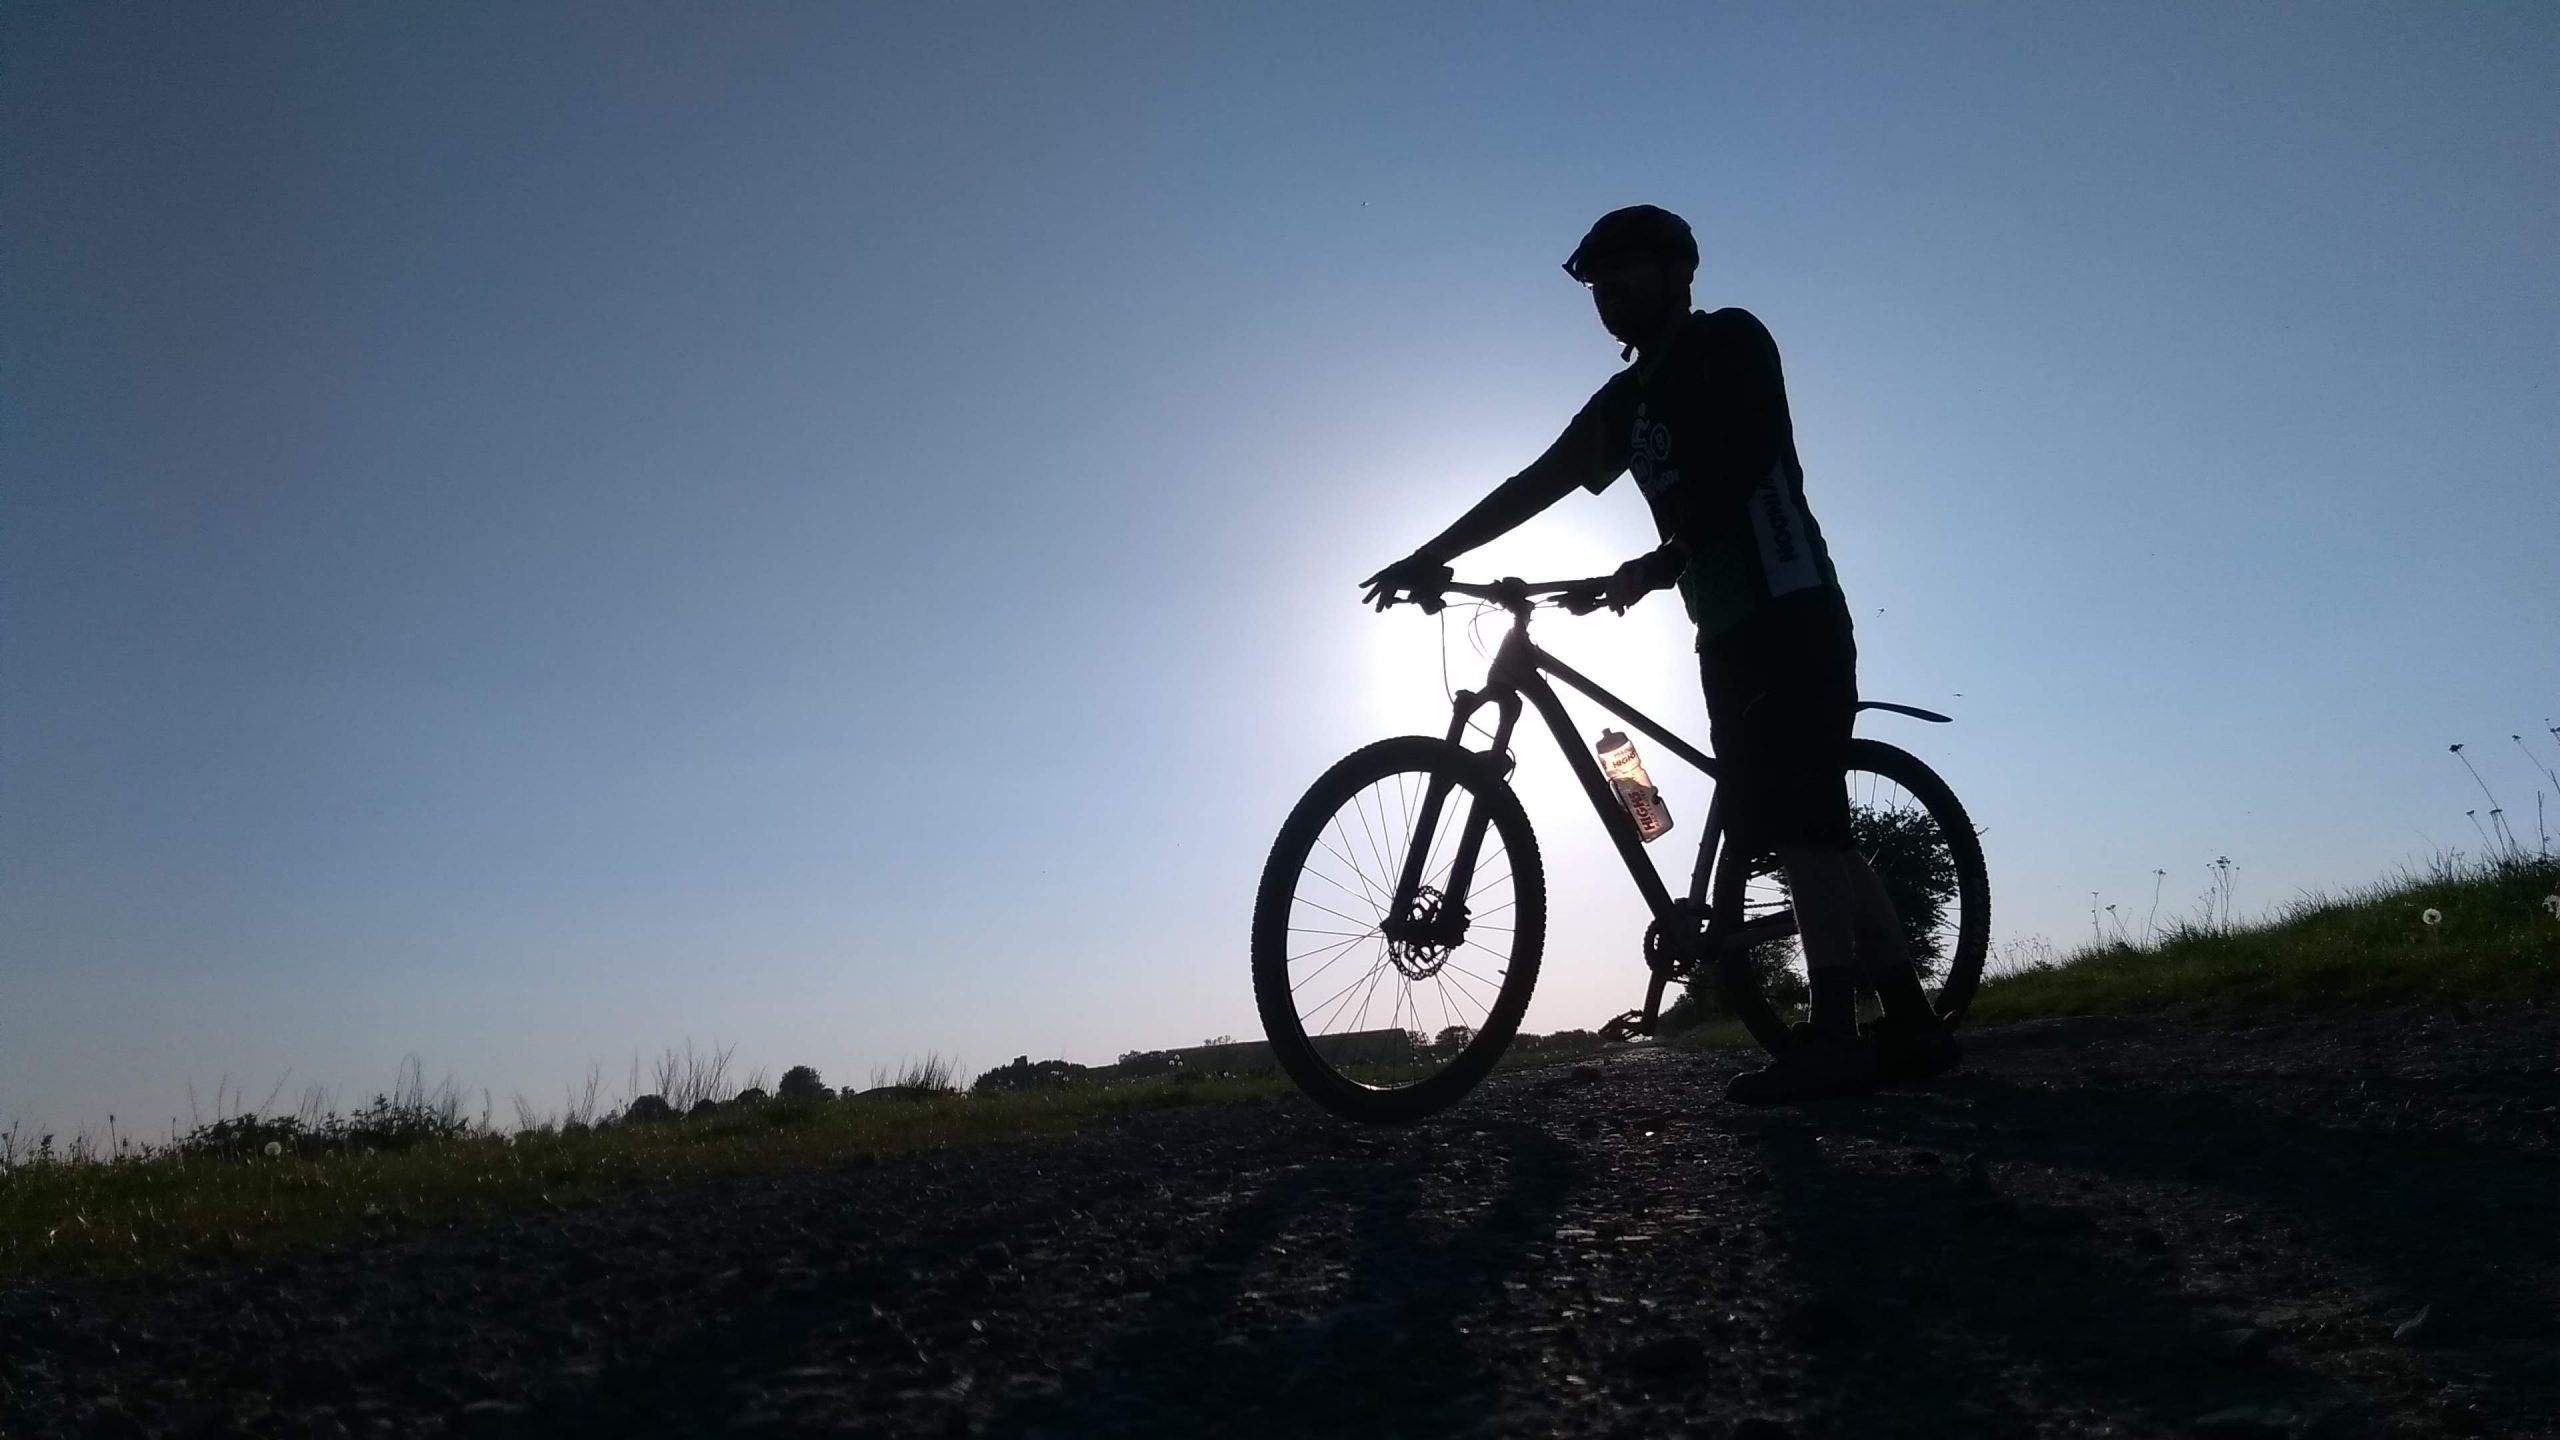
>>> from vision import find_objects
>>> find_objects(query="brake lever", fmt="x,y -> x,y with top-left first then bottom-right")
1555,585 -> 1606,616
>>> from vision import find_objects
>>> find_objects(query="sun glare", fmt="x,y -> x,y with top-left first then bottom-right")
1364,521 -> 1711,815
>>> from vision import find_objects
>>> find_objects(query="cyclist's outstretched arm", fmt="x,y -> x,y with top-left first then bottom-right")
1416,392 -> 1626,564
1362,451 -> 1587,610
1412,461 -> 1582,565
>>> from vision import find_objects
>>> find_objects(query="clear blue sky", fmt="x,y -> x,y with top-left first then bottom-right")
6,3 -> 2553,1138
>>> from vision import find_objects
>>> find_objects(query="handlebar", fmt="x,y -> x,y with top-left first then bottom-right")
1398,575 -> 1618,617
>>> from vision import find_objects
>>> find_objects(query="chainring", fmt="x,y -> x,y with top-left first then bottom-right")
1643,898 -> 1711,981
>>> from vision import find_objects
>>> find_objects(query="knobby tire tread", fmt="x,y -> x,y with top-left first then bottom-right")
1252,737 -> 1546,1123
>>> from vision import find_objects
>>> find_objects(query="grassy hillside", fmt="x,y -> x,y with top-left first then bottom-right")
0,1071 -> 1293,1279
1966,852 -> 2558,1023
6,855 -> 2551,1280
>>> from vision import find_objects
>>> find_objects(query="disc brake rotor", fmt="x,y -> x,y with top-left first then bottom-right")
1386,885 -> 1463,980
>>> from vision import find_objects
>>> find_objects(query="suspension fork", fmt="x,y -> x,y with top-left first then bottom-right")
1385,685 -> 1522,929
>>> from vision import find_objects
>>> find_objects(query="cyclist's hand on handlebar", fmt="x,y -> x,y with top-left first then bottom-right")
1598,542 -> 1687,614
1597,555 -> 1655,614
1359,553 -> 1453,612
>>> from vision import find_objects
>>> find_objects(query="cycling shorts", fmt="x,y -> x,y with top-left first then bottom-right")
1698,590 -> 1857,851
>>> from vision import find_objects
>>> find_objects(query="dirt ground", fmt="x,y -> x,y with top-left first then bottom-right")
4,1004 -> 2555,1439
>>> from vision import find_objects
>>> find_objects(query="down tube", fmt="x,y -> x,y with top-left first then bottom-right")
1512,670 -> 1681,923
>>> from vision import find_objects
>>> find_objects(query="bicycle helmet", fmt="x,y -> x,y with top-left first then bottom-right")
1562,205 -> 1698,283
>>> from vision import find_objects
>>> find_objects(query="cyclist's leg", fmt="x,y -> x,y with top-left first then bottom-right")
1704,597 -> 1865,1030
1703,602 -> 1877,1101
1845,850 -> 1936,1021
1773,844 -> 1863,1041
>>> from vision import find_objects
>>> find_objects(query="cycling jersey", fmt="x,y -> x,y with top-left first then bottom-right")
1510,307 -> 1842,641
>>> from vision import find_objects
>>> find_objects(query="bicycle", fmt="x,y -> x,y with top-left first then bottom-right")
1250,575 -> 1990,1123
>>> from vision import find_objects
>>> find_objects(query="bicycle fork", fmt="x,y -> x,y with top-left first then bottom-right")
1380,685 -> 1525,951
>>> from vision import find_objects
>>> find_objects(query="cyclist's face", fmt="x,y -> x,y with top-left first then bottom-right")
1583,255 -> 1678,346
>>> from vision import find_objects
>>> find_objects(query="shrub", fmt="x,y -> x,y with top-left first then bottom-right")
180,1113 -> 310,1160
972,1056 -> 1094,1094
776,1065 -> 827,1101
861,1055 -> 960,1098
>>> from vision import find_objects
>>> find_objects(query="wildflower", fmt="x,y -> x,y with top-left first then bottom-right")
2544,895 -> 2560,920
262,1140 -> 283,1158
2421,908 -> 2442,927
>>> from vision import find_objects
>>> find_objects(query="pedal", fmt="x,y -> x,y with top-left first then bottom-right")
1596,1009 -> 1654,1042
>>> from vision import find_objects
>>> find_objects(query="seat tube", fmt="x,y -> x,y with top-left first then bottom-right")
1686,793 -> 1725,903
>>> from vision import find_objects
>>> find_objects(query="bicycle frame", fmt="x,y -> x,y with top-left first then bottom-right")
1386,597 -> 1750,1032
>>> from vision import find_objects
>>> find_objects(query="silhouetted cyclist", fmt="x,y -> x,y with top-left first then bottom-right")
1360,204 -> 1959,1104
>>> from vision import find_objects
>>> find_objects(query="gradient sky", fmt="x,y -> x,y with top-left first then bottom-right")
6,3 -> 2554,1140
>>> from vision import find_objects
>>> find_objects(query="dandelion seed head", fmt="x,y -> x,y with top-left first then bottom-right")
262,1140 -> 283,1158
2544,895 -> 2560,920
2421,907 -> 2442,926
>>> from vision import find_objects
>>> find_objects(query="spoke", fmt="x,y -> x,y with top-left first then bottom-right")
1436,962 -> 1497,1010
1413,787 -> 1458,898
1322,817 -> 1387,914
1288,926 -> 1384,940
1421,827 -> 1485,893
1347,954 -> 1389,1036
1395,771 -> 1414,874
1369,780 -> 1415,893
1349,787 -> 1394,912
1434,971 -> 1481,1027
1382,786 -> 1433,912
1287,931 -> 1373,965
1289,940 -> 1369,995
1306,957 -> 1387,1030
1311,832 -> 1387,913
1290,893 -> 1384,932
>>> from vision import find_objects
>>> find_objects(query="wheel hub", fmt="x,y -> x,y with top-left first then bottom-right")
1385,885 -> 1465,980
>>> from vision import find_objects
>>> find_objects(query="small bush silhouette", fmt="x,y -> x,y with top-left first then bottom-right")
623,1094 -> 674,1125
777,1065 -> 827,1101
174,1056 -> 473,1159
972,1056 -> 1095,1093
863,1054 -> 960,1097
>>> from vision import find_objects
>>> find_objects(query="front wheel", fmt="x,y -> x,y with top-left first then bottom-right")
1251,737 -> 1546,1123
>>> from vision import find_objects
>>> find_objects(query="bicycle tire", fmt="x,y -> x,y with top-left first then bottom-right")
1712,737 -> 1990,1055
1251,736 -> 1546,1123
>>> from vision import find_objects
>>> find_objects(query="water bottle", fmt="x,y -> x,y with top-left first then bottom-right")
1596,729 -> 1673,842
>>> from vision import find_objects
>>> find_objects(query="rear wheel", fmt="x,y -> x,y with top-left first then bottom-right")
1251,737 -> 1546,1123
1710,738 -> 1989,1054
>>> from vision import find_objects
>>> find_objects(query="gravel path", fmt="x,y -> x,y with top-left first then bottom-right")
5,1006 -> 2556,1439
